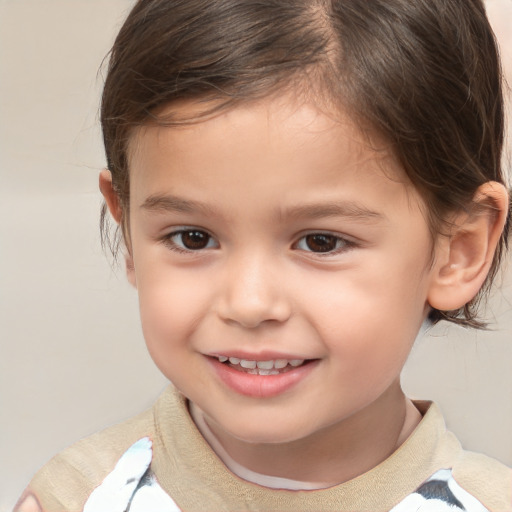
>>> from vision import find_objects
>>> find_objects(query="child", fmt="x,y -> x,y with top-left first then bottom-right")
16,0 -> 511,510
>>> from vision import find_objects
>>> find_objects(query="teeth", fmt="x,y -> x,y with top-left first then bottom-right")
240,359 -> 257,369
256,360 -> 274,370
258,369 -> 280,376
219,356 -> 306,370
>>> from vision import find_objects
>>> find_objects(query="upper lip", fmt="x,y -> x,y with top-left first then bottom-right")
207,351 -> 314,361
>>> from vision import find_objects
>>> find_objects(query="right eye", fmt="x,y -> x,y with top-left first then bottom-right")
163,229 -> 218,252
293,232 -> 354,256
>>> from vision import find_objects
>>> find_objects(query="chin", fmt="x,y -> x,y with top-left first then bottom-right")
225,419 -> 315,445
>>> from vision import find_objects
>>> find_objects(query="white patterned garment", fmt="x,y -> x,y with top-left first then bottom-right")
83,438 -> 490,512
390,469 -> 490,512
83,438 -> 181,512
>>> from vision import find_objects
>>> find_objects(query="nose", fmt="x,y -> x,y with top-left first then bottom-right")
216,252 -> 292,329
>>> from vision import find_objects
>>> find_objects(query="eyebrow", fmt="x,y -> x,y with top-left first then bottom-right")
140,194 -> 384,223
140,194 -> 216,217
281,202 -> 385,223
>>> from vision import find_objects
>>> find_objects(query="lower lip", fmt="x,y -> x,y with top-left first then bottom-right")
208,358 -> 318,398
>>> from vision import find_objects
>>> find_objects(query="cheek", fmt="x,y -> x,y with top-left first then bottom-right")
300,254 -> 429,377
135,265 -> 210,350
304,264 -> 428,333
136,277 -> 207,386
319,295 -> 416,400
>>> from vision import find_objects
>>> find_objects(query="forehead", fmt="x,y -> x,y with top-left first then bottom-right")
127,93 -> 419,216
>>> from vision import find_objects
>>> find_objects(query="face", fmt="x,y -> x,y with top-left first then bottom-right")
126,93 -> 436,446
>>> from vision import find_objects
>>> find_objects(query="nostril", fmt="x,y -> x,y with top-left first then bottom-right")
216,297 -> 292,329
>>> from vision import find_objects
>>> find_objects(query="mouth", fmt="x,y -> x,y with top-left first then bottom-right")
213,355 -> 310,376
209,354 -> 318,397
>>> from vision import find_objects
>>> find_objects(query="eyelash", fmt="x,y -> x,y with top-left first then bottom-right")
161,229 -> 356,256
293,232 -> 356,256
162,228 -> 218,253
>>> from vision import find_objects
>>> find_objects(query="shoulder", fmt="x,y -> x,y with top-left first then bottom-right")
23,406 -> 156,512
452,450 -> 512,512
410,401 -> 511,511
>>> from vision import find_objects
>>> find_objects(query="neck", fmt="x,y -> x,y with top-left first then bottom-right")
202,382 -> 421,486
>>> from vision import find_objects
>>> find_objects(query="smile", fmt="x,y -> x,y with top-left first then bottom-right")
216,356 -> 305,375
210,355 -> 317,398
207,352 -> 319,397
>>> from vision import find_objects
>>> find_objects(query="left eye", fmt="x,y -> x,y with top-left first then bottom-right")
295,234 -> 349,254
165,229 -> 218,251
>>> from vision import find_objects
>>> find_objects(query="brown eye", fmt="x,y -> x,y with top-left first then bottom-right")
295,233 -> 350,254
180,230 -> 211,250
304,234 -> 338,252
166,229 -> 217,252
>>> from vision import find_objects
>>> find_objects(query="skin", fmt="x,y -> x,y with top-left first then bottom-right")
16,92 -> 508,509
123,93 -> 440,483
14,493 -> 41,512
109,92 -> 507,485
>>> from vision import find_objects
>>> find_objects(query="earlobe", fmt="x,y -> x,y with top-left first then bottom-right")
99,169 -> 123,224
427,181 -> 509,312
125,253 -> 137,288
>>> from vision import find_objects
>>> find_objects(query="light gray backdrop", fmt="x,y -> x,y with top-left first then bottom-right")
1,0 -> 511,510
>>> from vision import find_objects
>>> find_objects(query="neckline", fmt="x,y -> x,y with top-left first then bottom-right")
151,387 -> 459,511
189,401 -> 334,490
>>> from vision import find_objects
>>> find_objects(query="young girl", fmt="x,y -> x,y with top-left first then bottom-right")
16,0 -> 511,510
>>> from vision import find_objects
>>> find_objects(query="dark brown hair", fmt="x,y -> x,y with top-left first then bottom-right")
100,0 -> 510,328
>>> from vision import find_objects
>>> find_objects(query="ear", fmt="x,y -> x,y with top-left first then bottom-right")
427,181 -> 509,311
99,169 -> 137,288
99,169 -> 123,223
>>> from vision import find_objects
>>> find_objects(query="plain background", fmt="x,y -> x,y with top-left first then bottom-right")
1,0 -> 511,509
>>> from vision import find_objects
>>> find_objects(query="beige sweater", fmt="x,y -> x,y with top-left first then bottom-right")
27,386 -> 512,511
